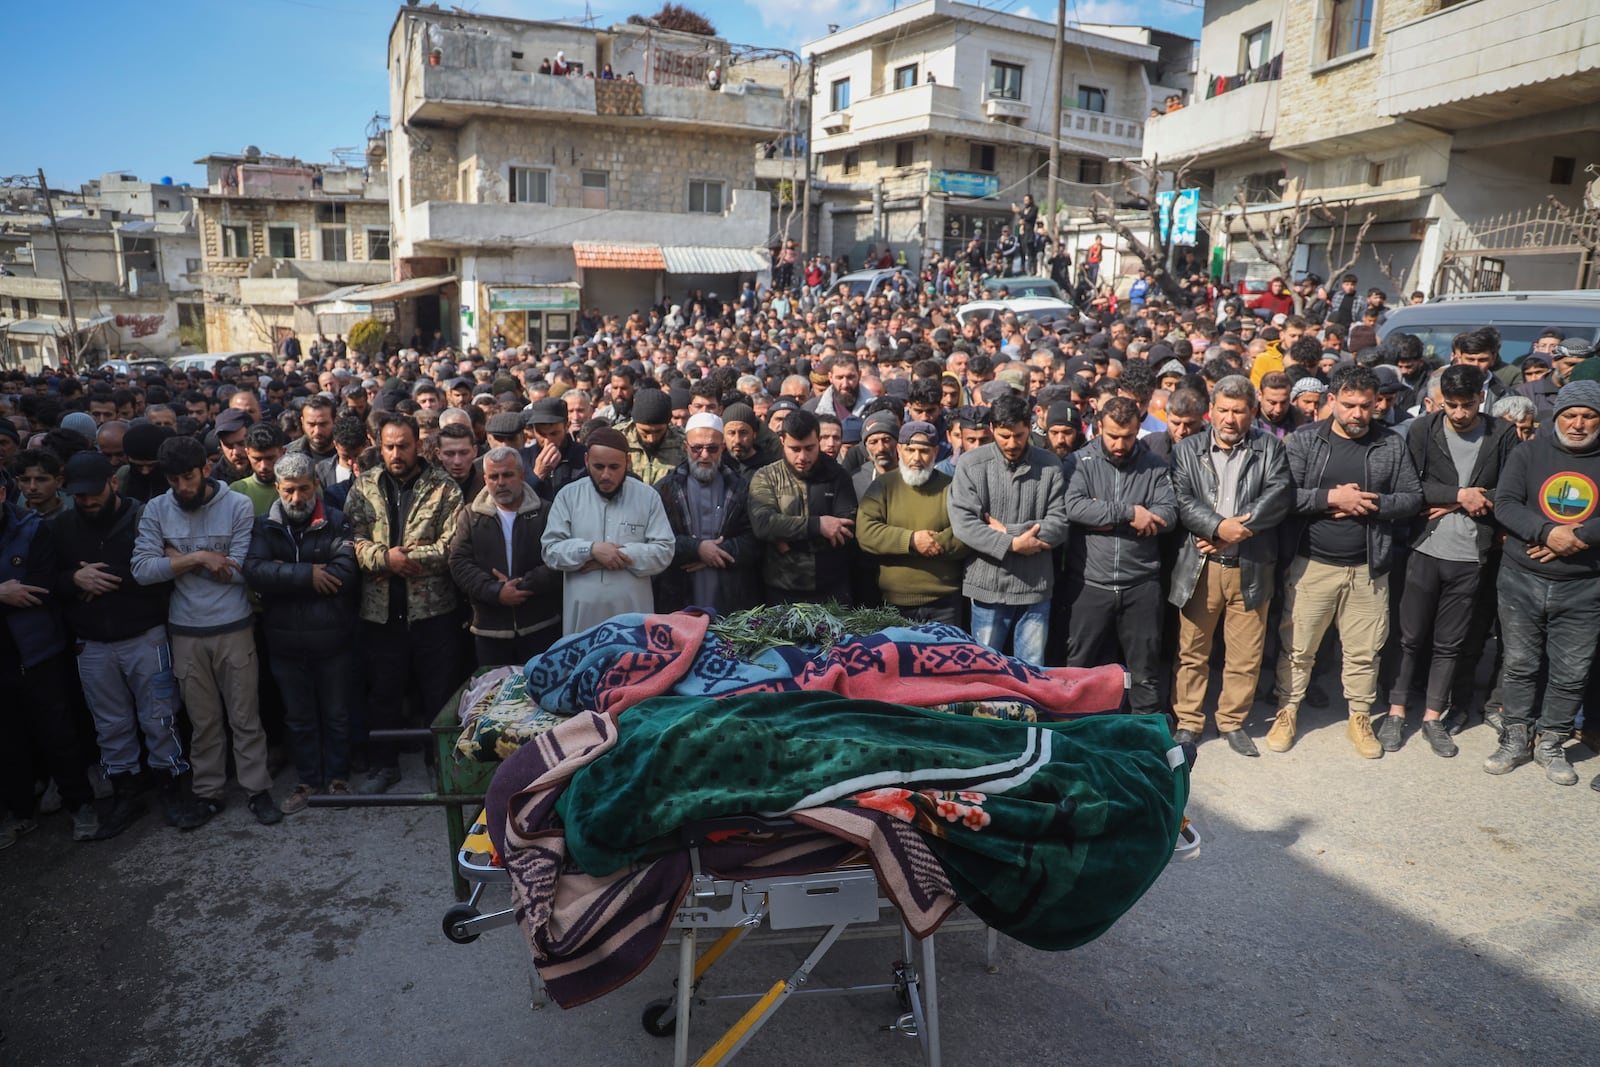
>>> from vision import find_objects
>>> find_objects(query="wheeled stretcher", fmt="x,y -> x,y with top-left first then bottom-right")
443,808 -> 1201,1067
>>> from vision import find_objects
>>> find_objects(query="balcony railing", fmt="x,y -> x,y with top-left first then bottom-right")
1142,79 -> 1279,164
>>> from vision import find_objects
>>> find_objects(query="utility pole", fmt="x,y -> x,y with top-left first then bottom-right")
800,58 -> 816,256
37,168 -> 81,371
1046,0 -> 1066,250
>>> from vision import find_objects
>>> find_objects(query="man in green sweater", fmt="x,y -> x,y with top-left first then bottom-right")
856,421 -> 968,624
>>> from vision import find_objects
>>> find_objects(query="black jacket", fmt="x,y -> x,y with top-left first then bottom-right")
446,483 -> 561,640
522,437 -> 587,503
1168,428 -> 1294,610
242,499 -> 360,656
51,496 -> 171,644
1285,420 -> 1423,577
653,459 -> 760,614
1405,410 -> 1518,561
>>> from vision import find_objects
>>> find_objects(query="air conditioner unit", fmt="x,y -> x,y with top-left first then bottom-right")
820,111 -> 850,134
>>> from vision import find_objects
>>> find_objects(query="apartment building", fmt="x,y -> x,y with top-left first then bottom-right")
1144,0 -> 1600,294
386,8 -> 802,352
804,0 -> 1193,269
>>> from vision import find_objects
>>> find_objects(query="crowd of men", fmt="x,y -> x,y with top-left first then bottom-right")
4,266 -> 1600,850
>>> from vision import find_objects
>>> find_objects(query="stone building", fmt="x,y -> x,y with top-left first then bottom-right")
192,149 -> 392,354
1143,0 -> 1600,296
385,7 -> 803,352
804,0 -> 1193,271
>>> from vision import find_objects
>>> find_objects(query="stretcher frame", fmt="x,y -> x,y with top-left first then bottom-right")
443,809 -> 1201,1067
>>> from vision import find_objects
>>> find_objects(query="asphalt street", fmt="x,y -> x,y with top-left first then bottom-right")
3,693 -> 1597,1067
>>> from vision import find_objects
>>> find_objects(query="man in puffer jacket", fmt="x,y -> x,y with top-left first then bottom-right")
243,452 -> 360,815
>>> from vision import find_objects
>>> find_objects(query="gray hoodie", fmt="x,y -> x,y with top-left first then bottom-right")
131,480 -> 256,636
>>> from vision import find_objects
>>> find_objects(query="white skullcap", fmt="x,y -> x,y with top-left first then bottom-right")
685,412 -> 724,434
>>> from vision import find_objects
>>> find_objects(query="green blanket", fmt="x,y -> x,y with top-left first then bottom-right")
556,692 -> 1188,951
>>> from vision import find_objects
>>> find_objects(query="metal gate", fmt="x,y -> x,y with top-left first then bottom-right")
1434,201 -> 1599,295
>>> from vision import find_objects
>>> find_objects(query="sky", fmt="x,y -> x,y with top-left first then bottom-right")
4,0 -> 1201,193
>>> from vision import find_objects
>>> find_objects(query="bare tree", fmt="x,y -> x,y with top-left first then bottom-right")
1230,188 -> 1375,311
1325,207 -> 1377,283
1088,155 -> 1199,306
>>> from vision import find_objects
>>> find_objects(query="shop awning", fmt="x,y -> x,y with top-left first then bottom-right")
573,243 -> 667,271
0,314 -> 116,336
339,274 -> 458,303
660,246 -> 771,275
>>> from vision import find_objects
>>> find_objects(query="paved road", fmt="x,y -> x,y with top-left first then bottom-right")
3,697 -> 1597,1067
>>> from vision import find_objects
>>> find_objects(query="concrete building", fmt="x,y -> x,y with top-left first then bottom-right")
803,0 -> 1193,270
385,7 -> 803,352
0,174 -> 202,370
1143,0 -> 1600,295
192,147 -> 392,354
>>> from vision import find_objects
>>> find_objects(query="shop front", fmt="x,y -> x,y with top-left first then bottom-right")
484,283 -> 583,350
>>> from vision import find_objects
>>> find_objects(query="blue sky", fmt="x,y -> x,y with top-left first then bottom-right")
5,0 -> 1201,192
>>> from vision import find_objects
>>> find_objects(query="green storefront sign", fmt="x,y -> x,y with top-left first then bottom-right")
487,286 -> 581,312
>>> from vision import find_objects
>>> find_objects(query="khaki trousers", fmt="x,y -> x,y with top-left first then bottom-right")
1274,557 -> 1389,717
1173,560 -> 1271,733
171,628 -> 272,798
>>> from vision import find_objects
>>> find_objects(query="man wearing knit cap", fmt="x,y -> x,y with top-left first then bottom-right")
653,412 -> 759,615
852,410 -> 900,500
1484,379 -> 1600,789
857,421 -> 968,624
1044,401 -> 1084,460
720,402 -> 778,479
542,425 -> 673,634
1290,377 -> 1327,425
620,388 -> 685,488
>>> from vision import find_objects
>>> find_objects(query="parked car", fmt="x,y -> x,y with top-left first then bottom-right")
976,276 -> 1065,301
167,351 -> 271,374
97,358 -> 169,378
1377,291 -> 1600,365
955,297 -> 1077,327
830,269 -> 908,300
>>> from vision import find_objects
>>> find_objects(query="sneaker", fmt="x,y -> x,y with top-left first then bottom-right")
1265,708 -> 1298,753
1420,720 -> 1458,758
38,780 -> 62,815
72,804 -> 101,842
356,766 -> 402,795
0,817 -> 39,850
1347,712 -> 1383,759
280,784 -> 313,816
1377,714 -> 1405,752
248,791 -> 284,826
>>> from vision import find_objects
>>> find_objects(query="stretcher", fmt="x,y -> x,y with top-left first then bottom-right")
442,807 -> 1202,1067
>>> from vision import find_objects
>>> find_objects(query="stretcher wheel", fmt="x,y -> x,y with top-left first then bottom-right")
442,903 -> 481,944
641,998 -> 677,1037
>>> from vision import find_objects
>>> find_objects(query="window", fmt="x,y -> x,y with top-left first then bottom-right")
268,225 -> 297,259
157,198 -> 171,210
1078,159 -> 1105,185
1367,161 -> 1385,186
221,224 -> 250,259
688,179 -> 726,214
1552,157 -> 1577,185
315,203 -> 347,224
893,64 -> 918,91
830,78 -> 851,112
895,140 -> 914,168
1241,25 -> 1272,71
1077,86 -> 1107,112
185,257 -> 201,274
1327,0 -> 1374,60
509,167 -> 550,205
969,143 -> 996,173
320,227 -> 348,262
367,228 -> 392,261
581,170 -> 609,210
990,61 -> 1024,100
843,150 -> 860,175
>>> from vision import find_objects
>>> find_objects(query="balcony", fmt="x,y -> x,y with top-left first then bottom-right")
1061,108 -> 1146,151
1378,0 -> 1600,130
813,83 -> 966,150
1142,80 -> 1279,166
404,188 -> 772,253
405,62 -> 789,134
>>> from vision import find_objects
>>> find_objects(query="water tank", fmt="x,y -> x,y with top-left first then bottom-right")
160,176 -> 174,185
243,145 -> 262,160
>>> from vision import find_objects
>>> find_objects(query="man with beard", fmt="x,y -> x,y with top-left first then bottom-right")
948,394 -> 1069,665
243,453 -> 360,815
131,435 -> 280,826
286,395 -> 337,464
1044,402 -> 1084,461
1142,387 -> 1209,461
230,422 -> 290,515
346,414 -> 464,795
1484,380 -> 1600,788
857,420 -> 968,624
620,388 -> 685,488
748,410 -> 859,604
211,408 -> 253,484
851,411 -> 900,501
653,413 -> 759,615
1255,372 -> 1296,439
522,397 -> 587,502
116,422 -> 175,503
719,403 -> 774,479
542,426 -> 673,634
1062,397 -> 1177,708
96,420 -> 128,470
52,452 -> 207,837
805,356 -> 868,420
447,447 -> 562,667
1168,377 -> 1293,755
1271,365 -> 1422,759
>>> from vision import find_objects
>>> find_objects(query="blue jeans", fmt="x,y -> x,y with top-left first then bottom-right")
968,598 -> 1050,667
1496,565 -> 1600,735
